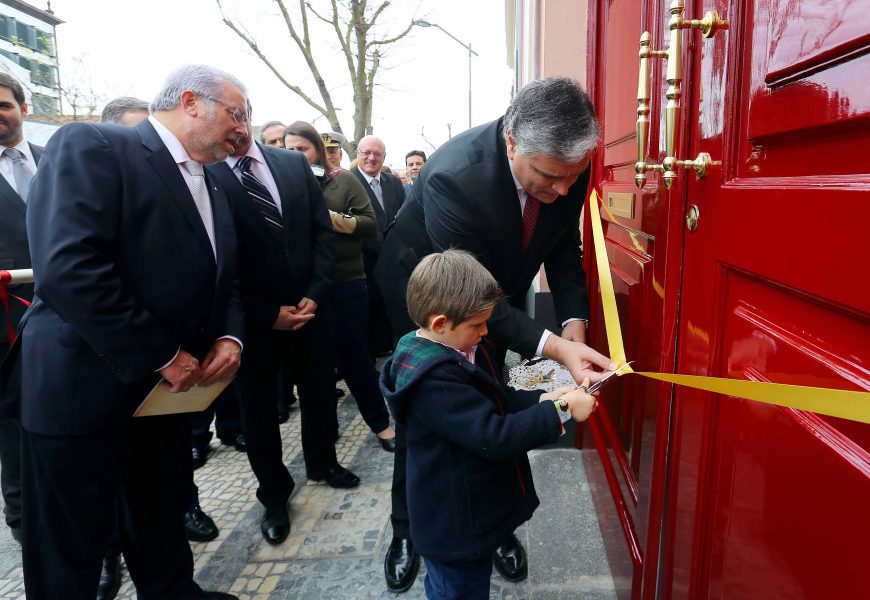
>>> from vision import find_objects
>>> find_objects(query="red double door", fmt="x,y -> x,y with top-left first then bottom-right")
583,0 -> 870,597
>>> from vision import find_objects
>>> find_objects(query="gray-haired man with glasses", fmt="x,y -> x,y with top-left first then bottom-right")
6,64 -> 247,600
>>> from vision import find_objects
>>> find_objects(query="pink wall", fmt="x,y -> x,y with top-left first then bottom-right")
540,0 -> 588,84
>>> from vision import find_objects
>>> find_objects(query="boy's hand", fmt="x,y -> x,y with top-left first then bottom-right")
560,378 -> 598,422
540,385 -> 576,402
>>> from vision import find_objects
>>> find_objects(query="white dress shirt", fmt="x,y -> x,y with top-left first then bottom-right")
507,158 -> 584,357
148,116 -> 217,244
147,116 -> 241,367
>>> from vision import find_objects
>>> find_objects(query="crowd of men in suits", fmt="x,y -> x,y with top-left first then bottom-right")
0,64 -> 611,599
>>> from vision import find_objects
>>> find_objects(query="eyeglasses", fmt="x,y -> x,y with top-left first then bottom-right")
358,150 -> 385,159
202,95 -> 246,125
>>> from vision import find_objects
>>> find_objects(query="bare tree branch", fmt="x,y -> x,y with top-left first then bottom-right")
305,2 -> 332,26
216,2 -> 328,115
420,126 -> 437,152
215,0 -> 417,157
368,19 -> 414,46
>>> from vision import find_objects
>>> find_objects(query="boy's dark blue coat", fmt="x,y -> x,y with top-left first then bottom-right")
380,333 -> 561,563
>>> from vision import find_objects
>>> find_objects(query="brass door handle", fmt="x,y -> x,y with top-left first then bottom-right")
635,1 -> 729,189
635,32 -> 667,188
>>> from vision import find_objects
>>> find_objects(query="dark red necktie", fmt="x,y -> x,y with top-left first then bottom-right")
522,196 -> 540,252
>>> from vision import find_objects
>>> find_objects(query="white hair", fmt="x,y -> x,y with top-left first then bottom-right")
150,64 -> 248,112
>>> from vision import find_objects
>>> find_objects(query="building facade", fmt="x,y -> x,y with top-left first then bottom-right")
0,0 -> 62,115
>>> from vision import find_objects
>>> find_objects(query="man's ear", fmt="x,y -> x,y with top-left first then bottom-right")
429,314 -> 448,334
180,90 -> 199,116
505,130 -> 517,160
20,102 -> 28,118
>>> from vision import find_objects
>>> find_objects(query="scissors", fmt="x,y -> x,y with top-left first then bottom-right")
586,361 -> 634,394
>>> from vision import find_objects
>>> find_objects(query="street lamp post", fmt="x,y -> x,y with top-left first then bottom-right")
414,20 -> 479,130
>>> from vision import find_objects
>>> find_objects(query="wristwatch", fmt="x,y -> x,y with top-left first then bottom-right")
553,399 -> 571,424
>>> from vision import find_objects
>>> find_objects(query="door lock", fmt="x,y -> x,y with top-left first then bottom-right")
686,205 -> 700,231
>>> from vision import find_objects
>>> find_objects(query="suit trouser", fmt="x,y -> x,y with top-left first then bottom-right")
20,414 -> 200,600
237,312 -> 338,509
329,279 -> 390,434
191,384 -> 242,447
364,256 -> 395,358
0,417 -> 21,530
385,292 -> 415,538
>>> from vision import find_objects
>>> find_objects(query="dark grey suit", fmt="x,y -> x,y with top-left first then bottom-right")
374,117 -> 591,539
7,120 -> 242,599
351,167 -> 405,355
207,145 -> 338,508
0,142 -> 41,535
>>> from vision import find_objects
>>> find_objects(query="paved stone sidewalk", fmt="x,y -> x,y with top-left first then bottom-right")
0,380 -> 617,599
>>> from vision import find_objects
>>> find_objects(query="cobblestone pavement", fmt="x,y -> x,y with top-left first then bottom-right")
0,378 -> 617,599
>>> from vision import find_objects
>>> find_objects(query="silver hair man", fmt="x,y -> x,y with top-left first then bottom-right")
503,76 -> 599,163
101,96 -> 149,125
150,64 -> 248,113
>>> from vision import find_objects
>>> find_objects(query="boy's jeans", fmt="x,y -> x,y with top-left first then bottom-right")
423,555 -> 492,599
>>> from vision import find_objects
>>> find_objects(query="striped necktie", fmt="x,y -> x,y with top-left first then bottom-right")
237,156 -> 282,231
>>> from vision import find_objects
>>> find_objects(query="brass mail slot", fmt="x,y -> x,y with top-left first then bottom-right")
607,192 -> 635,219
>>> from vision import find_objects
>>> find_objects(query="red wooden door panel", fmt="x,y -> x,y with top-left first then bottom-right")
585,0 -> 687,597
662,0 -> 870,598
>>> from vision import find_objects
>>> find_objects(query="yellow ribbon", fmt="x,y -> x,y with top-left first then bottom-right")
588,190 -> 870,424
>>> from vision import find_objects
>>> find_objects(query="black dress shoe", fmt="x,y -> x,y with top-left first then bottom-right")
199,593 -> 239,600
492,533 -> 528,582
192,444 -> 209,470
277,402 -> 290,424
220,433 -> 247,453
307,464 -> 360,489
260,503 -> 291,545
378,436 -> 397,453
184,506 -> 219,542
96,552 -> 122,600
336,387 -> 345,398
8,525 -> 21,544
384,537 -> 419,593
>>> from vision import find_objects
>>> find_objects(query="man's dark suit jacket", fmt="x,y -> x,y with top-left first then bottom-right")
0,142 -> 42,353
374,117 -> 590,357
206,144 -> 335,337
9,120 -> 242,435
352,166 -> 405,277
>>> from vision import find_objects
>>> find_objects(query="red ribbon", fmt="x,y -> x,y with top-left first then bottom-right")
0,270 -> 31,345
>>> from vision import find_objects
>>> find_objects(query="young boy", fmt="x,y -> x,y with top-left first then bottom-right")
379,250 -> 598,599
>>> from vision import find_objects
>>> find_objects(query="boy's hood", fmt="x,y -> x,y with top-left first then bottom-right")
380,332 -> 477,411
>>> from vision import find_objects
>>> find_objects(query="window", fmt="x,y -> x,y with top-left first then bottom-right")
31,62 -> 57,87
36,32 -> 54,57
14,21 -> 36,49
31,93 -> 59,115
0,16 -> 10,41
